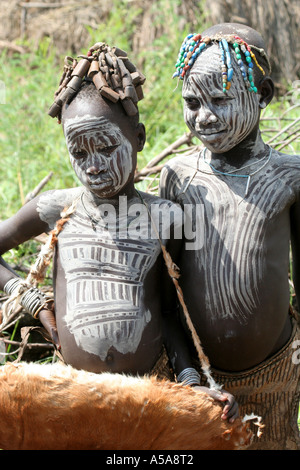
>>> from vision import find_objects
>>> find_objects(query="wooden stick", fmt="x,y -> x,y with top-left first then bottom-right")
267,117 -> 300,144
145,132 -> 194,168
0,41 -> 26,54
24,172 -> 53,204
0,337 -> 54,350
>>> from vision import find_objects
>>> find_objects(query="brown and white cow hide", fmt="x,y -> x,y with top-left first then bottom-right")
0,362 -> 255,450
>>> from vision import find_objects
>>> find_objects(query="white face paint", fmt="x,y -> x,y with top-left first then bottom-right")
64,115 -> 133,198
182,45 -> 261,153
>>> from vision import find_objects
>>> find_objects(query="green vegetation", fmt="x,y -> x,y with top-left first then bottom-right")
0,1 -> 191,218
0,1 -> 298,219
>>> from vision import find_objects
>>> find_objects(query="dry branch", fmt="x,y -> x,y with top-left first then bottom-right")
0,40 -> 26,54
24,171 -> 53,204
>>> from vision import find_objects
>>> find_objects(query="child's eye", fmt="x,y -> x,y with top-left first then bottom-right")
72,149 -> 88,159
211,96 -> 231,105
184,97 -> 200,110
96,144 -> 119,156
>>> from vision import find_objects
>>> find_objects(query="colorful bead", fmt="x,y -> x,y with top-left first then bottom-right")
173,32 -> 267,94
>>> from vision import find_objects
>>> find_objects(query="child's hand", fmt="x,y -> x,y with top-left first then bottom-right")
38,308 -> 60,350
193,386 -> 239,423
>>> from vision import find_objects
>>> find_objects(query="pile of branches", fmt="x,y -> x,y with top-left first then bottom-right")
0,98 -> 299,364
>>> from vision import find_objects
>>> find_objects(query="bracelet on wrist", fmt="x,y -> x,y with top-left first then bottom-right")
3,278 -> 49,319
177,367 -> 201,386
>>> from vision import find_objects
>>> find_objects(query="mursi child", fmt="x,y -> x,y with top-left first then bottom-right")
160,23 -> 300,450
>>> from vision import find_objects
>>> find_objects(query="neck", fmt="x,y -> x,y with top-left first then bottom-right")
85,180 -> 136,208
209,127 -> 266,168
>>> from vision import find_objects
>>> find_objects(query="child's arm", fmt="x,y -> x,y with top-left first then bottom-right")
0,197 -> 60,348
161,230 -> 239,422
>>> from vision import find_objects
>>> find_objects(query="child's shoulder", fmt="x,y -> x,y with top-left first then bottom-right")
137,191 -> 184,228
36,187 -> 82,229
163,152 -> 200,173
137,191 -> 184,243
138,190 -> 183,212
272,149 -> 300,166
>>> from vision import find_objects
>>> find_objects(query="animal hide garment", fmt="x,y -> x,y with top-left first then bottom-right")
0,362 -> 260,450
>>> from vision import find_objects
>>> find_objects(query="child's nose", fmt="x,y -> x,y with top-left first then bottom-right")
196,106 -> 217,126
86,155 -> 107,174
86,165 -> 102,175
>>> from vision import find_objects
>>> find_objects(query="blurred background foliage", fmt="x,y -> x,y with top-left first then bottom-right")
0,0 -> 299,219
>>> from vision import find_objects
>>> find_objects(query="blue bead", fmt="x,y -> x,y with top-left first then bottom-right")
248,62 -> 254,68
221,38 -> 230,52
226,52 -> 231,67
227,67 -> 234,81
244,51 -> 250,56
199,43 -> 206,51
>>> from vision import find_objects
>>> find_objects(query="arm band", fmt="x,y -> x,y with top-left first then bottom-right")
177,367 -> 201,386
3,278 -> 48,319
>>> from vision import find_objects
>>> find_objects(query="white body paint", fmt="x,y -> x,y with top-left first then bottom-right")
37,188 -> 182,360
58,200 -> 157,360
160,150 -> 300,325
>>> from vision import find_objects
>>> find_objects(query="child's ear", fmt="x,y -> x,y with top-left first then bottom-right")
258,76 -> 274,109
136,123 -> 146,152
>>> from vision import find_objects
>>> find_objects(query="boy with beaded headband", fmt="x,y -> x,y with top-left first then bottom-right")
160,23 -> 300,449
0,41 -> 239,422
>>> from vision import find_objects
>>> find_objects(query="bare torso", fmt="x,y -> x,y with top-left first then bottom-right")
160,149 -> 300,371
37,187 -> 182,374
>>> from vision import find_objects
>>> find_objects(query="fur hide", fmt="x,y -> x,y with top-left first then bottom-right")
0,362 -> 256,450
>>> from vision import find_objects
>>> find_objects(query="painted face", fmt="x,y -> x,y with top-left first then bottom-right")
64,115 -> 134,198
182,44 -> 261,153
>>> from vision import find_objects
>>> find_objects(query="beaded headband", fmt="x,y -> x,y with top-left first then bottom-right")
48,42 -> 146,123
173,33 -> 271,94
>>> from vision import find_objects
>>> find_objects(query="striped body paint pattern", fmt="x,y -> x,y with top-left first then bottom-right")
57,198 -> 161,360
37,188 -> 183,360
58,201 -> 160,360
160,152 -> 300,324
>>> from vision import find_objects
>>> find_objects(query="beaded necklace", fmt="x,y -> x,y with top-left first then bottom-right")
201,146 -> 273,197
173,33 -> 271,95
